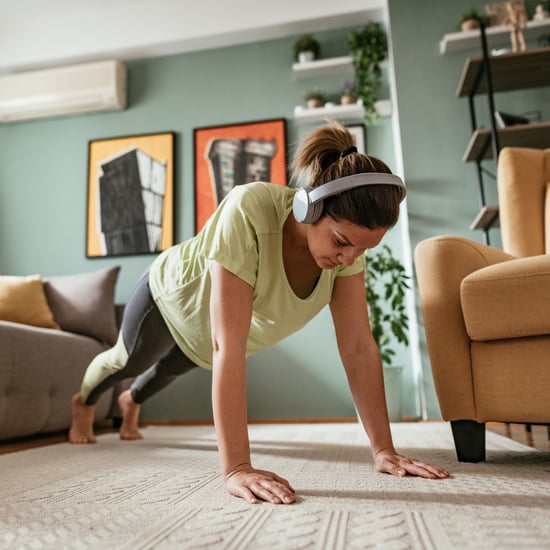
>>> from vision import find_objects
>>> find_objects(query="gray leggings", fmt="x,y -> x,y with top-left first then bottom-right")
83,271 -> 197,405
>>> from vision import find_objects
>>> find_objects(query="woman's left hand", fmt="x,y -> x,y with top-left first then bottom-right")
374,448 -> 450,479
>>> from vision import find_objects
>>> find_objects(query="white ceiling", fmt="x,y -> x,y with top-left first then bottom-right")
0,0 -> 386,74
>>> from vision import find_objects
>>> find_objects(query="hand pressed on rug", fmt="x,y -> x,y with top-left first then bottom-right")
374,448 -> 450,479
225,464 -> 296,504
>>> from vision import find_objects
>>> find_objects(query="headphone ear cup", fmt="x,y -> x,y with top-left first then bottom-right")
293,188 -> 325,224
293,188 -> 312,223
308,200 -> 324,224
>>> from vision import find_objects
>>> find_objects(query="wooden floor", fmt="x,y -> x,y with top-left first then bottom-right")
0,421 -> 548,456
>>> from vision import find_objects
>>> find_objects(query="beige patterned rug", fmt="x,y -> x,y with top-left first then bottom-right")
1,422 -> 549,549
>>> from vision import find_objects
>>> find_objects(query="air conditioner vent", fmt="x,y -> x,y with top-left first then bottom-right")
0,60 -> 127,122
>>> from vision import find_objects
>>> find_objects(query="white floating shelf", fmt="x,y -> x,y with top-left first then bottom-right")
292,56 -> 354,79
293,99 -> 392,125
440,19 -> 550,54
292,56 -> 388,79
294,102 -> 364,123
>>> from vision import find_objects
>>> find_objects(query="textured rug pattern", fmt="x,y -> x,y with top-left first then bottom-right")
1,423 -> 549,549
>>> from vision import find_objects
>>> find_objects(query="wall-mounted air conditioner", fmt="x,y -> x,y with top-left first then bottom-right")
0,60 -> 127,123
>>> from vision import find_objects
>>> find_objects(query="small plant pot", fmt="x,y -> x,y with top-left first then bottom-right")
306,98 -> 323,109
340,95 -> 356,105
298,51 -> 315,64
461,18 -> 480,31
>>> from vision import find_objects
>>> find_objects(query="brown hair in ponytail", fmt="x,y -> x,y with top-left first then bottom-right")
290,119 -> 402,229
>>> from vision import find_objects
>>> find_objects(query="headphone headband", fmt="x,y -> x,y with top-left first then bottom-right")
309,173 -> 406,203
292,172 -> 406,224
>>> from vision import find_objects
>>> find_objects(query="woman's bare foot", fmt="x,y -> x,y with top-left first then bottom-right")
69,393 -> 97,444
118,390 -> 143,440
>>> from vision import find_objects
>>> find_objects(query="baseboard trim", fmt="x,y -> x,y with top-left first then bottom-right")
140,417 -> 360,427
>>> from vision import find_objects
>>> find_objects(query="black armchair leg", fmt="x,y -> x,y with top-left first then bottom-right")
451,420 -> 486,462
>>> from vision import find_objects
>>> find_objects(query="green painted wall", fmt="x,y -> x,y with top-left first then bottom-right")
0,27 -> 407,421
388,0 -> 550,417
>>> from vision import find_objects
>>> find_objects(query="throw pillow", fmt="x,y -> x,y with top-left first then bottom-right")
44,266 -> 121,345
0,275 -> 60,329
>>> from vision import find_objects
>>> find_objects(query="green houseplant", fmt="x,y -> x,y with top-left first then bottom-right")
303,87 -> 326,108
348,22 -> 388,121
340,80 -> 357,104
457,8 -> 486,31
365,244 -> 410,368
293,34 -> 321,63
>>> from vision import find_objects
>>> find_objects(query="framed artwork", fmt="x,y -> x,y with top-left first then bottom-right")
346,124 -> 367,155
86,131 -> 175,258
194,118 -> 287,232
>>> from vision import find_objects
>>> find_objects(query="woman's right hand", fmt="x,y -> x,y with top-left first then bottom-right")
225,465 -> 296,504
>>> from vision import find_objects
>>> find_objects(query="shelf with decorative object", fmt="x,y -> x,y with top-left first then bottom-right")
440,19 -> 550,54
293,98 -> 391,124
456,48 -> 550,96
463,121 -> 550,162
456,29 -> 550,242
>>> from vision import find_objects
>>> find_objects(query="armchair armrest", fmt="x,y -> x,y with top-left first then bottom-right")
414,236 -> 514,420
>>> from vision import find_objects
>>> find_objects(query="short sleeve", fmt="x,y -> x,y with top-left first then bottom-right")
200,186 -> 259,287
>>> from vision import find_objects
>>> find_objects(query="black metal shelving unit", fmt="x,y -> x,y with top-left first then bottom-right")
456,25 -> 550,244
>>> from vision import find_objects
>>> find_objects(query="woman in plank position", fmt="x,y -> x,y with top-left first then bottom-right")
70,119 -> 449,504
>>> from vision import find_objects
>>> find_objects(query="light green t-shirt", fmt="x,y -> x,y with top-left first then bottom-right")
148,181 -> 365,369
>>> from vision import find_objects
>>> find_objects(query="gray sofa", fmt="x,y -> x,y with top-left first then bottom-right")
0,266 -> 127,441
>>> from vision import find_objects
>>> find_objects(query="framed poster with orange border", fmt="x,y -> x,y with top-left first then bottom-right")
86,131 -> 175,258
193,118 -> 287,233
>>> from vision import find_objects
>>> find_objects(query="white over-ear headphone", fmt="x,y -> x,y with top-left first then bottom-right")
292,172 -> 406,224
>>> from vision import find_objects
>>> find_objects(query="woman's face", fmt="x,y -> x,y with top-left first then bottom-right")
307,216 -> 387,270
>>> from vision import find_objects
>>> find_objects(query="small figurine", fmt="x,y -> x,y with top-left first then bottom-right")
503,0 -> 528,52
533,3 -> 550,21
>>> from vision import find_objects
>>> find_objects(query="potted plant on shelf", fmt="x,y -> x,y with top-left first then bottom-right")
348,22 -> 387,121
293,34 -> 321,64
457,8 -> 486,31
365,244 -> 410,421
340,80 -> 357,105
303,87 -> 326,109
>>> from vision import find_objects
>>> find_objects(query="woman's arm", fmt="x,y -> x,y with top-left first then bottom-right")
210,261 -> 296,503
330,272 -> 449,479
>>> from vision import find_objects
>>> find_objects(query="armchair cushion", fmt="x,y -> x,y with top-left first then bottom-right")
498,147 -> 550,256
461,255 -> 550,340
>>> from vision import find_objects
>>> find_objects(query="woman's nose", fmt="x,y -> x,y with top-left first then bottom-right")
337,249 -> 356,267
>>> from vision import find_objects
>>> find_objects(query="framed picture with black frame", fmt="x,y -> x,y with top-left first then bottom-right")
193,118 -> 288,233
86,131 -> 175,258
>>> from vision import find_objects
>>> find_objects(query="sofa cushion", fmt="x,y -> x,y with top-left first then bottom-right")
461,254 -> 550,341
44,266 -> 120,345
0,275 -> 60,329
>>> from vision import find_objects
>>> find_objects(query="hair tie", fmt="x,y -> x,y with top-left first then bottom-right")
320,149 -> 341,170
341,146 -> 358,158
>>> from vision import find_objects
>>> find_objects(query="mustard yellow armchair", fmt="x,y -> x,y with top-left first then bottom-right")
415,147 -> 550,462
